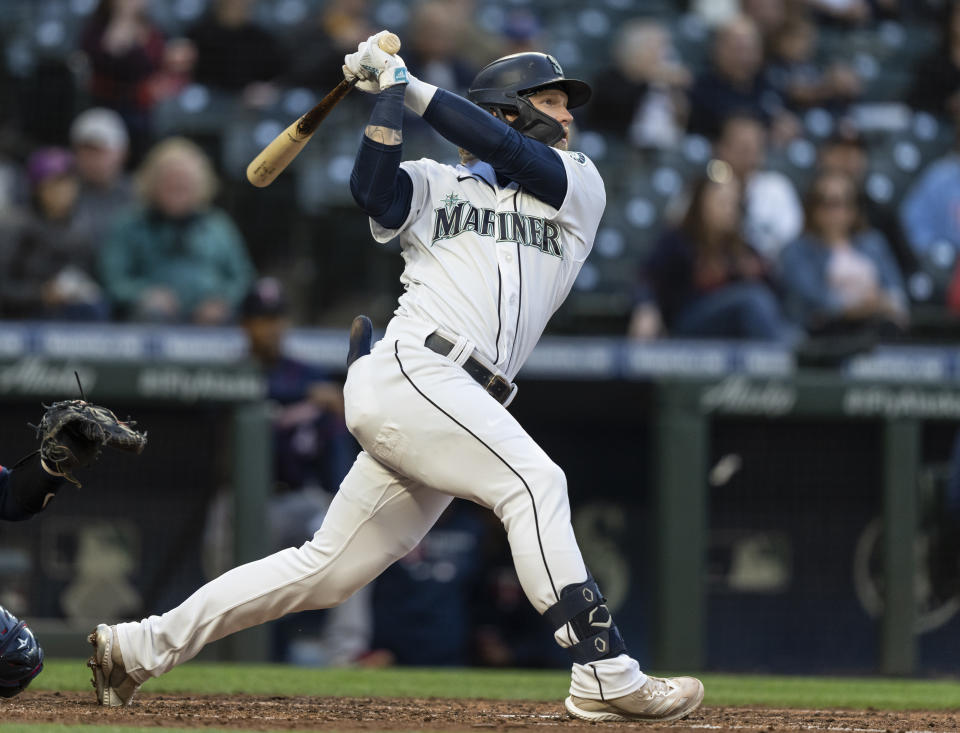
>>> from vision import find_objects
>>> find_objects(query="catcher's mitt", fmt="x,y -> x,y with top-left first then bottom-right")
34,400 -> 147,486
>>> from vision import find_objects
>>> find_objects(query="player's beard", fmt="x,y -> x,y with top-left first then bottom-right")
553,126 -> 572,151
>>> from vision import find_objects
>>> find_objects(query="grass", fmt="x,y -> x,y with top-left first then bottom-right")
4,663 -> 959,732
27,659 -> 960,710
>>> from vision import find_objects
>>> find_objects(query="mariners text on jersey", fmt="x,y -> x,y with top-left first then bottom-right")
432,194 -> 563,258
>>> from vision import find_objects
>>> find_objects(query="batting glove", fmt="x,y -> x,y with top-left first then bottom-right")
343,31 -> 407,93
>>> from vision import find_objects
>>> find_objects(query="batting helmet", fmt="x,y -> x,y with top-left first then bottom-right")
467,52 -> 591,146
0,606 -> 44,698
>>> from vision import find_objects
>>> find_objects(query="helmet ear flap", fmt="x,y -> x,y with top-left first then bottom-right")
509,95 -> 565,146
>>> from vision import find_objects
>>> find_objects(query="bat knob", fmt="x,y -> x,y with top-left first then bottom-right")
378,32 -> 401,55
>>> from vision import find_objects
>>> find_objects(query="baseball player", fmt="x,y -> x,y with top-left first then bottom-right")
0,453 -> 61,699
88,34 -> 704,723
1,398 -> 146,698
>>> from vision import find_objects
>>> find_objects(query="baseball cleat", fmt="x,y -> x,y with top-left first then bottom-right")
565,674 -> 704,723
87,624 -> 139,706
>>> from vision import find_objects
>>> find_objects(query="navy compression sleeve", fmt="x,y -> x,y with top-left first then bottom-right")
349,85 -> 414,230
0,460 -> 62,521
422,89 -> 567,210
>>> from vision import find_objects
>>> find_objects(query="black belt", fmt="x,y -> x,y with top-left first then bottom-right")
424,333 -> 514,405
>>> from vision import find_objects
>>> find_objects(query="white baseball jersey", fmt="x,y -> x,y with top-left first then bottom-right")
112,140 -> 646,706
370,150 -> 606,380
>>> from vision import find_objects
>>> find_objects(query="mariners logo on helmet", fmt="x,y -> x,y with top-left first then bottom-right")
547,55 -> 563,77
0,606 -> 44,698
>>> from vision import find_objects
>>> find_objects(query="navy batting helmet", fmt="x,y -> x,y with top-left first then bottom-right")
467,52 -> 591,146
0,606 -> 44,698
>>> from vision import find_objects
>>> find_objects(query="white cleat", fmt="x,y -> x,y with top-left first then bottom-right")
87,624 -> 139,707
565,674 -> 704,723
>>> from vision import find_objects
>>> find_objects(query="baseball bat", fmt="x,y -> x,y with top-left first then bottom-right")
246,32 -> 401,188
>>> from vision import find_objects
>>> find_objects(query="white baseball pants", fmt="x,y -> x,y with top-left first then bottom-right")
116,317 -> 645,699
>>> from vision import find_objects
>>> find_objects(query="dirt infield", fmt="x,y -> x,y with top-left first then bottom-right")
2,693 -> 958,732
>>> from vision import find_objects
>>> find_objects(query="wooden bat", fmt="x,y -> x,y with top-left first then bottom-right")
246,32 -> 401,188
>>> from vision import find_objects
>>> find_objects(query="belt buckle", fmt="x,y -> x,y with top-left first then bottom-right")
484,373 -> 511,403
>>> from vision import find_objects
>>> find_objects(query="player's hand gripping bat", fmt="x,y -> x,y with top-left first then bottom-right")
246,32 -> 401,188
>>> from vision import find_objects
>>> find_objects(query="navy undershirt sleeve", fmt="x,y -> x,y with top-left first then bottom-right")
0,462 -> 62,521
0,466 -> 21,521
422,89 -> 567,210
349,85 -> 414,230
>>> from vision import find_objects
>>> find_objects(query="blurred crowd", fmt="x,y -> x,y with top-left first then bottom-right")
0,0 -> 959,341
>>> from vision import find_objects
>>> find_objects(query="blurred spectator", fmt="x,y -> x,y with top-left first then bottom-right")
804,0 -> 869,25
431,0 -> 503,77
628,164 -> 793,342
80,0 -> 166,159
899,110 -> 960,259
499,9 -> 544,56
145,38 -> 197,106
712,112 -> 803,260
817,121 -> 914,275
472,523 -> 567,669
742,0 -> 792,54
765,16 -> 862,112
370,500 -> 488,666
948,258 -> 960,314
281,0 -> 375,92
585,19 -> 691,150
906,0 -> 960,118
689,0 -> 741,27
803,0 -> 897,25
930,429 -> 960,598
69,108 -> 135,245
0,39 -> 17,212
400,0 -> 478,94
687,15 -> 799,143
188,0 -> 289,108
237,277 -> 366,667
0,148 -> 108,320
98,137 -> 254,324
780,170 -> 908,336
240,278 -> 353,497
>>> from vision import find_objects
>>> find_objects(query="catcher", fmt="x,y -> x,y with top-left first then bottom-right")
0,398 -> 146,698
1,399 -> 147,521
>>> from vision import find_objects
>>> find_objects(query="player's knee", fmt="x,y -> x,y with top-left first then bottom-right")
496,459 -> 570,527
310,568 -> 361,607
524,458 -> 567,496
531,460 -> 570,517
